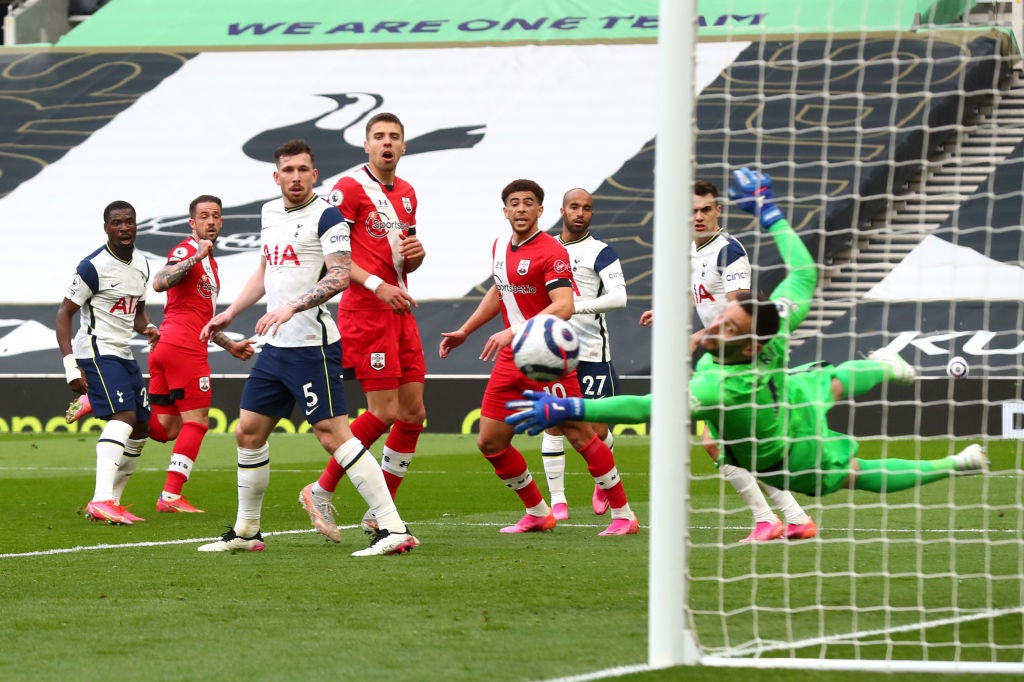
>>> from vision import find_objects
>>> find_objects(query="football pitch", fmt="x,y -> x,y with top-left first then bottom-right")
0,431 -> 1019,682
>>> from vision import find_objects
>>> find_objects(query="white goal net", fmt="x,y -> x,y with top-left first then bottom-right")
652,1 -> 1024,674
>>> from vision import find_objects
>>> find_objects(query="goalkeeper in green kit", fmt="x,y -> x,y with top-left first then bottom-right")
506,167 -> 988,497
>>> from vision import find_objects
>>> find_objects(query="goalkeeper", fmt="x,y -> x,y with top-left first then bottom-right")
506,167 -> 988,496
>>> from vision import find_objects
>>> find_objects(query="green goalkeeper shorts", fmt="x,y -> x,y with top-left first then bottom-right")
757,363 -> 859,496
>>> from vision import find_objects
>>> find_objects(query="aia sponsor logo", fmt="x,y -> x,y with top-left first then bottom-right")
693,283 -> 714,304
264,243 -> 300,266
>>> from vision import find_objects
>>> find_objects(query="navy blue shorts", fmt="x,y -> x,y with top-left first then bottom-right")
240,342 -> 349,424
78,354 -> 150,421
576,360 -> 621,400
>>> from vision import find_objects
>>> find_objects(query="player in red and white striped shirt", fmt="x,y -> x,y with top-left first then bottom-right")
299,113 -> 428,540
148,195 -> 255,514
440,179 -> 639,536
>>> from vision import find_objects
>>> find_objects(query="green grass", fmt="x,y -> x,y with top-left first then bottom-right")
0,432 -> 1020,681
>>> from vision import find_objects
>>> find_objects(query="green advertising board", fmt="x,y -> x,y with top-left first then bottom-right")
55,0 -> 977,48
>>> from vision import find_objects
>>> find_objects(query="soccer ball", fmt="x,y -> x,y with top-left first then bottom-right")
946,355 -> 970,379
511,314 -> 580,382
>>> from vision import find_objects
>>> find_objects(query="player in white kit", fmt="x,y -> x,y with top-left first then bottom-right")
197,139 -> 418,556
56,200 -> 160,525
537,189 -> 628,520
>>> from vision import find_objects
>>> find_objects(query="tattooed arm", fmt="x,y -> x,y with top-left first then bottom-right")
289,250 -> 351,311
253,250 -> 351,337
211,331 -> 256,360
153,240 -> 213,292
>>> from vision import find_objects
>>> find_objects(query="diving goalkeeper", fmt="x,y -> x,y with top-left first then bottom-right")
506,167 -> 987,496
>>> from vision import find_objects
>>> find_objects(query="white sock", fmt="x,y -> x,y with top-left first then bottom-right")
93,420 -> 133,501
602,430 -> 615,450
525,500 -> 552,517
721,463 -> 776,523
311,481 -> 332,499
540,432 -> 566,505
381,445 -> 413,480
113,436 -> 146,502
335,438 -> 403,533
610,503 -> 634,520
235,443 -> 270,537
113,454 -> 139,503
764,484 -> 810,525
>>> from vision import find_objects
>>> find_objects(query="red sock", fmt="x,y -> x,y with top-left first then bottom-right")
148,415 -> 169,443
164,471 -> 187,496
383,471 -> 402,499
317,411 -> 389,493
385,419 -> 423,453
578,434 -> 628,508
163,421 -> 207,495
380,419 -> 423,499
351,411 -> 390,447
484,445 -> 543,508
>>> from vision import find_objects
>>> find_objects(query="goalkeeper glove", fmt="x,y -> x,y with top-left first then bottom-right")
505,390 -> 585,436
728,167 -> 783,229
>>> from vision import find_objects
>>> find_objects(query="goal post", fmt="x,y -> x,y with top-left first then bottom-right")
652,0 -> 1024,674
649,0 -> 698,667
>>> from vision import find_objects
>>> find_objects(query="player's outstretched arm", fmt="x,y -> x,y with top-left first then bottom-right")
201,258 -> 267,341
506,390 -> 586,435
440,286 -> 502,358
728,167 -> 816,332
505,391 -> 653,435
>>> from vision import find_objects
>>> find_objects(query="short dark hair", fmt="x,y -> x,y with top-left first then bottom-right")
189,195 -> 222,219
501,179 -> 544,205
365,112 -> 404,137
694,179 -> 719,199
735,291 -> 780,343
103,200 -> 135,223
561,187 -> 592,207
274,139 -> 314,166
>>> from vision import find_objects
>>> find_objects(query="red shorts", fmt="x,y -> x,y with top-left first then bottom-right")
147,342 -> 212,413
480,348 -> 581,421
339,307 -> 426,392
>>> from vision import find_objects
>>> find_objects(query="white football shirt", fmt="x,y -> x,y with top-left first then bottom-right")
66,245 -> 150,360
260,194 -> 349,348
691,229 -> 750,327
561,232 -> 627,363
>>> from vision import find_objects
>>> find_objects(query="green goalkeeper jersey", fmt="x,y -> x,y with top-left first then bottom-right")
580,218 -> 817,473
689,218 -> 817,471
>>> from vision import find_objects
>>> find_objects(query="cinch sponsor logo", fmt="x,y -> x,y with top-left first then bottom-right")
725,272 -> 748,282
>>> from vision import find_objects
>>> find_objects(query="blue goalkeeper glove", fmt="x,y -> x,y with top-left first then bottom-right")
728,167 -> 783,229
505,390 -> 585,436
